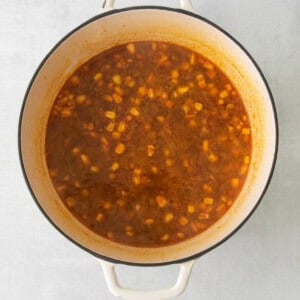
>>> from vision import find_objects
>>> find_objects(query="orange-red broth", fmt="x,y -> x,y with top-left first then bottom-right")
46,41 -> 252,247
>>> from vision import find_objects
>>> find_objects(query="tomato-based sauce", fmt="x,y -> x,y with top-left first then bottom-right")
46,41 -> 252,247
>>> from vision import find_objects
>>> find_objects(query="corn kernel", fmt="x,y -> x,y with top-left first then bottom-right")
179,216 -> 188,225
240,165 -> 248,175
231,178 -> 239,188
112,93 -> 122,103
72,147 -> 80,155
112,74 -> 121,85
103,201 -> 111,209
121,190 -> 127,196
105,111 -> 116,119
73,180 -> 81,188
165,159 -> 173,167
115,86 -> 123,95
181,62 -> 190,70
115,143 -> 125,154
76,95 -> 86,104
159,55 -> 168,64
156,195 -> 167,207
80,154 -> 90,165
157,115 -> 165,123
225,83 -> 232,91
107,232 -> 114,239
204,61 -> 214,70
164,213 -> 174,223
104,95 -> 113,102
130,107 -> 140,116
190,53 -> 195,65
147,145 -> 155,157
216,203 -> 226,213
188,119 -> 196,127
196,73 -> 204,81
133,176 -> 141,185
183,159 -> 189,168
147,73 -> 154,83
145,218 -> 154,225
194,102 -> 203,111
190,222 -> 197,232
202,140 -> 209,152
61,109 -> 71,118
57,185 -> 66,193
112,131 -> 121,140
138,86 -> 147,96
199,213 -> 210,220
182,105 -> 189,113
81,189 -> 89,197
220,90 -> 229,98
203,183 -> 213,193
66,196 -> 75,207
242,128 -> 250,135
208,153 -> 218,162
63,175 -> 70,182
165,100 -> 174,108
203,197 -> 214,205
96,213 -> 104,222
210,88 -> 218,96
244,155 -> 250,164
177,232 -> 185,239
198,80 -> 206,88
178,86 -> 189,94
93,72 -> 102,81
83,122 -> 93,131
118,122 -> 126,133
163,148 -> 170,157
70,76 -> 79,86
134,98 -> 141,105
151,166 -> 158,174
147,88 -> 154,98
106,122 -> 115,132
171,69 -> 179,78
90,165 -> 99,173
109,173 -> 115,180
188,205 -> 195,213
126,43 -> 135,54
161,234 -> 169,241
49,169 -> 57,177
128,80 -> 135,87
111,162 -> 119,171
133,168 -> 142,175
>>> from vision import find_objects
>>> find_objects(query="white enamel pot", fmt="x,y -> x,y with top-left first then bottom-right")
19,0 -> 278,299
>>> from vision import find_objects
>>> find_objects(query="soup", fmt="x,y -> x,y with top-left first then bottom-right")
45,41 -> 252,247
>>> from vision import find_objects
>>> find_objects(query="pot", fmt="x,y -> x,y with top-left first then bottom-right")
19,1 -> 278,299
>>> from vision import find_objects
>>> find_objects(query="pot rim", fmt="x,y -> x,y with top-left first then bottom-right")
18,5 -> 279,267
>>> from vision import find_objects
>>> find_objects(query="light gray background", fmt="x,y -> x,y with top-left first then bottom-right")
0,0 -> 299,299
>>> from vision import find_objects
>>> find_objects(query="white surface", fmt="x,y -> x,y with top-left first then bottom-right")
0,0 -> 299,299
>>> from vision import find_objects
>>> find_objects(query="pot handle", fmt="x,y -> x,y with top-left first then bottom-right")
99,259 -> 195,300
102,0 -> 194,11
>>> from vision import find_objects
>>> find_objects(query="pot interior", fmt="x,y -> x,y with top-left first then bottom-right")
20,8 -> 277,265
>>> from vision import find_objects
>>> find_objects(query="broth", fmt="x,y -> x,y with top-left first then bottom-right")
46,41 -> 252,247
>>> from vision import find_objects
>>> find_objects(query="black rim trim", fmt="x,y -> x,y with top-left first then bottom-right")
18,6 -> 279,267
